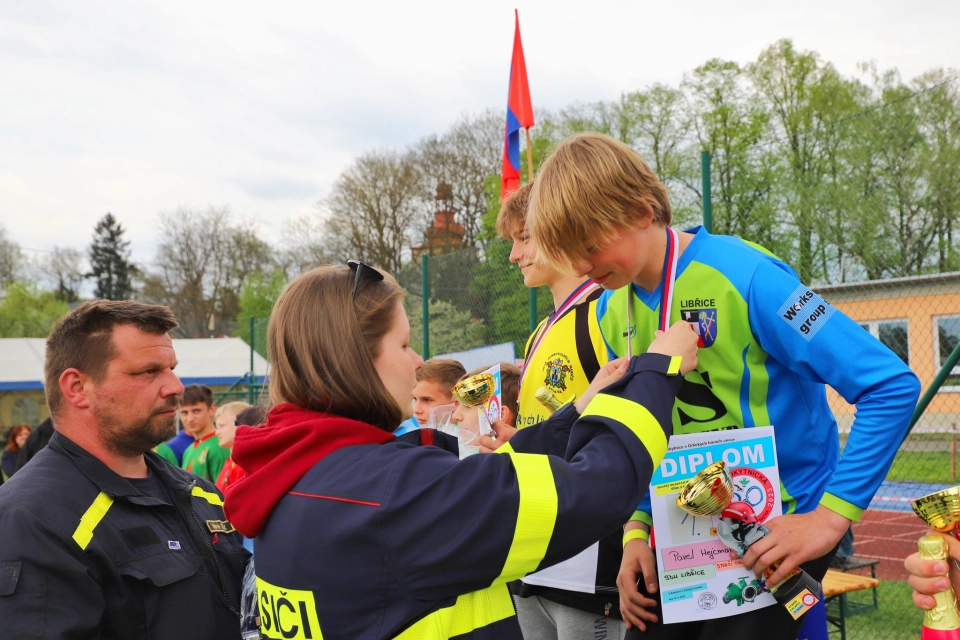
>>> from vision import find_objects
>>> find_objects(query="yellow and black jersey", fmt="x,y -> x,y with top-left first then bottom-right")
518,289 -> 607,429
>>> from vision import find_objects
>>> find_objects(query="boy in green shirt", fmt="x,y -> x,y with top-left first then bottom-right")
179,384 -> 230,483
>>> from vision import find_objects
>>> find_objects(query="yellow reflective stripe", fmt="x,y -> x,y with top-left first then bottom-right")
667,356 -> 682,375
257,576 -> 323,639
72,492 -> 114,550
494,442 -> 515,455
580,394 -> 668,465
495,452 -> 558,583
191,485 -> 224,507
394,584 -> 515,639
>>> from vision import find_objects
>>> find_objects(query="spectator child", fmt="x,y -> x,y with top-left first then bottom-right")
412,358 -> 466,426
489,182 -> 625,638
2,425 -> 31,480
180,384 -> 231,483
213,401 -> 251,492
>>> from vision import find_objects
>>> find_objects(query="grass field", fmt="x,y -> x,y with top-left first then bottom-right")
886,450 -> 958,485
831,580 -> 922,640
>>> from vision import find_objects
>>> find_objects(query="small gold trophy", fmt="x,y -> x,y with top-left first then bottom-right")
452,373 -> 496,436
911,487 -> 960,639
676,461 -> 820,620
535,387 -> 571,414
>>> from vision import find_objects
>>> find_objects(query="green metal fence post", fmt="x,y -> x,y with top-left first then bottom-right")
905,340 -> 960,441
421,253 -> 430,360
701,151 -> 712,233
248,316 -> 255,405
529,288 -> 538,336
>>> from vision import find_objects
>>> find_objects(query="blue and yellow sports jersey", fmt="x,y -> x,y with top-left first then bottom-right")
597,226 -> 920,522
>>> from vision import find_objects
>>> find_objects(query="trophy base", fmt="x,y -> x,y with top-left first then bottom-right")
922,627 -> 960,639
770,569 -> 821,620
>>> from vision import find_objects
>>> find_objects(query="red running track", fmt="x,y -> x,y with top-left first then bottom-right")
851,509 -> 932,581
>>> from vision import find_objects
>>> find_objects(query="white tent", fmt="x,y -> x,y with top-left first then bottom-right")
0,337 -> 269,391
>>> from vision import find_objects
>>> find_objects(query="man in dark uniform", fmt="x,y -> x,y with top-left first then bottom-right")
0,300 -> 249,640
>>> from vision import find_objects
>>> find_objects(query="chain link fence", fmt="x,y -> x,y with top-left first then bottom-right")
704,76 -> 960,638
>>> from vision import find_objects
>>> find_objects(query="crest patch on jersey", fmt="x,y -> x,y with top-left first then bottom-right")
542,352 -> 574,393
777,285 -> 836,341
681,308 -> 718,347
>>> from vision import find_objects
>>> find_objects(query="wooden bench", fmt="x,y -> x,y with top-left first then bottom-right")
832,556 -> 880,609
822,570 -> 880,640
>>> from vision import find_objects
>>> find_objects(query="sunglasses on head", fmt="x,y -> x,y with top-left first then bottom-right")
347,260 -> 385,299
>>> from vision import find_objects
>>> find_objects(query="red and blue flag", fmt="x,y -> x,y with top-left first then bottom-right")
502,9 -> 534,199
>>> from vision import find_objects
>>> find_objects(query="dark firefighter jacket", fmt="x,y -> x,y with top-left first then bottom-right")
224,352 -> 684,640
0,431 -> 250,639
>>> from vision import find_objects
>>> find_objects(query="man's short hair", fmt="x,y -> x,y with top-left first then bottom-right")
496,182 -> 533,240
182,385 -> 214,408
416,359 -> 466,395
528,132 -> 672,269
44,300 -> 178,417
460,362 -> 521,426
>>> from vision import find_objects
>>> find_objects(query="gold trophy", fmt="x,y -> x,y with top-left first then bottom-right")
911,487 -> 960,638
452,373 -> 496,436
676,461 -> 820,620
535,387 -> 572,414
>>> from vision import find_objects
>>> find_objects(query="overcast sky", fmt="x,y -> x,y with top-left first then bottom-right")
1,0 -> 958,267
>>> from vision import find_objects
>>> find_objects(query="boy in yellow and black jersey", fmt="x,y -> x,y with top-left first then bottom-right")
491,183 -> 622,639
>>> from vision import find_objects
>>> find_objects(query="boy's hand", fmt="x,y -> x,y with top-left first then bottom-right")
478,418 -> 517,454
647,321 -> 699,375
741,506 -> 850,586
905,531 -> 960,610
574,358 -> 628,414
617,536 -> 660,631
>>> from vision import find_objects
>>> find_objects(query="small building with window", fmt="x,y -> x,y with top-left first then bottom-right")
0,337 -> 269,429
816,272 -> 960,432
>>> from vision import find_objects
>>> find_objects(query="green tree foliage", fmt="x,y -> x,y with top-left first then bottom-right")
234,269 -> 286,356
0,282 -> 69,338
88,213 -> 135,300
404,296 -> 485,357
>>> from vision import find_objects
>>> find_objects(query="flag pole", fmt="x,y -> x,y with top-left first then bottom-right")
524,128 -> 535,183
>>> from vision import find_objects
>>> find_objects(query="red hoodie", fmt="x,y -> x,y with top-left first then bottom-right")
222,403 -> 394,537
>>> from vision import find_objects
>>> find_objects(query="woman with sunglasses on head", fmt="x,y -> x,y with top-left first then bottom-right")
223,262 -> 699,640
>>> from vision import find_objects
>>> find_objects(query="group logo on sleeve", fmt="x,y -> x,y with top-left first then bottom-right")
679,298 -> 718,347
777,285 -> 836,341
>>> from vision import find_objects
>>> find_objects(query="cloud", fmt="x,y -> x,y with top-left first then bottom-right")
1,0 -> 958,262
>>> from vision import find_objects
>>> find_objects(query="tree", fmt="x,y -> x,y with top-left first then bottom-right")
682,59 -> 779,250
415,110 -> 506,249
0,225 -> 24,289
405,297 -> 485,356
141,207 -> 275,337
0,281 -> 69,338
39,246 -> 85,303
234,268 -> 286,357
88,214 -> 135,300
319,149 -> 425,273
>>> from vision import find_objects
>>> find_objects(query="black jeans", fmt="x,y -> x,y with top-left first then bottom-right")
624,545 -> 837,640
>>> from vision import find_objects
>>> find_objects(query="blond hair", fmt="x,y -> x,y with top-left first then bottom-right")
268,265 -> 406,432
214,401 -> 250,423
496,182 -> 533,240
528,132 -> 672,269
416,359 -> 466,395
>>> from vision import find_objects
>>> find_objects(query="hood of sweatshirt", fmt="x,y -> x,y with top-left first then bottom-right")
222,403 -> 394,537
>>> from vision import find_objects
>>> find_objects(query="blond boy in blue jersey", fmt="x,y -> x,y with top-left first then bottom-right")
527,132 -> 920,639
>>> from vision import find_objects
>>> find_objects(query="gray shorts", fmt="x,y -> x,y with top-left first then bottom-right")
514,595 -> 627,640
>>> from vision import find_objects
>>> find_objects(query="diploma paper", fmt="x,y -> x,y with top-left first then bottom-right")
649,426 -> 782,624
